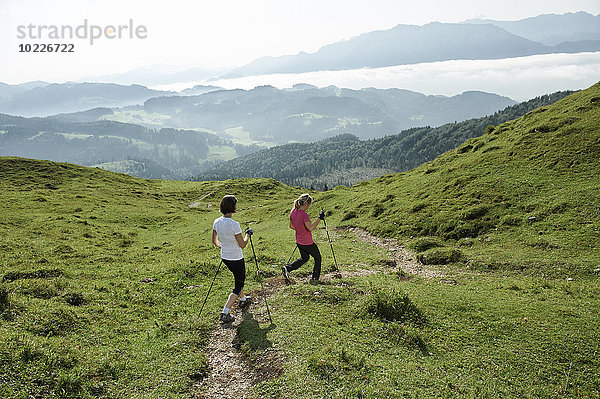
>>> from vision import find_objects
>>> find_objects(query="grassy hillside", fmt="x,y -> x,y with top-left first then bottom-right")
1,83 -> 599,398
316,83 -> 600,276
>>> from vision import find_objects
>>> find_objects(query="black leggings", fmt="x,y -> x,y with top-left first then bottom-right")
222,258 -> 245,295
287,243 -> 321,280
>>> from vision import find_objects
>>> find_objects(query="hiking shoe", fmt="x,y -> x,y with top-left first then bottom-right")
282,266 -> 291,283
239,296 -> 252,308
219,312 -> 234,323
309,279 -> 320,285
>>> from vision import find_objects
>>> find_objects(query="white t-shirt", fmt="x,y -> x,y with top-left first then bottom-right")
213,216 -> 244,260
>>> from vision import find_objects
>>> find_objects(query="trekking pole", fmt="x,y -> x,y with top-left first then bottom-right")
321,209 -> 339,273
199,259 -> 223,318
286,245 -> 297,264
248,231 -> 273,324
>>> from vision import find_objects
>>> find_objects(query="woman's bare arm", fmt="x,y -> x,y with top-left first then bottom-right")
234,232 -> 249,248
212,229 -> 221,248
304,217 -> 321,231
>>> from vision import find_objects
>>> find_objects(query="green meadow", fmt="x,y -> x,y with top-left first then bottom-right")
1,83 -> 599,398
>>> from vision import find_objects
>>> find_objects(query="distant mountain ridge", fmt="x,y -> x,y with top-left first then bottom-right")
142,85 -> 516,143
223,12 -> 600,78
0,82 -> 174,117
465,11 -> 600,46
0,81 -> 49,102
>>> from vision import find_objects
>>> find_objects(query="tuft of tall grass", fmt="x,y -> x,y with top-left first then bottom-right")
26,309 -> 79,337
408,237 -> 443,252
417,247 -> 464,265
362,286 -> 426,325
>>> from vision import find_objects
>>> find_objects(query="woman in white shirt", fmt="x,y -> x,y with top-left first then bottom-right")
212,195 -> 252,323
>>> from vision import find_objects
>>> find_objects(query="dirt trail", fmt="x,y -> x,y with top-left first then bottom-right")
192,277 -> 283,399
193,227 -> 441,398
343,227 -> 446,279
194,312 -> 255,398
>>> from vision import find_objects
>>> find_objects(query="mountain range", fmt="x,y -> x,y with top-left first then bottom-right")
7,12 -> 589,88
195,90 -> 573,188
465,11 -> 600,45
0,84 -> 519,179
223,12 -> 600,78
141,85 -> 516,143
1,11 -> 597,183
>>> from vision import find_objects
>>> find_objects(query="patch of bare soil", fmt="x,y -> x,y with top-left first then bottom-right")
188,192 -> 215,209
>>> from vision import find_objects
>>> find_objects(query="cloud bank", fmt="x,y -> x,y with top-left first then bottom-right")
174,52 -> 600,101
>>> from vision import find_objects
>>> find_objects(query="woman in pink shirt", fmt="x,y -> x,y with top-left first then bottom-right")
282,193 -> 325,284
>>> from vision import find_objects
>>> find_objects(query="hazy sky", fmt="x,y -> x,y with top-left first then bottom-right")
1,0 -> 600,84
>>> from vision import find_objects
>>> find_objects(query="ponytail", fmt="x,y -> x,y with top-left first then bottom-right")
294,193 -> 313,210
